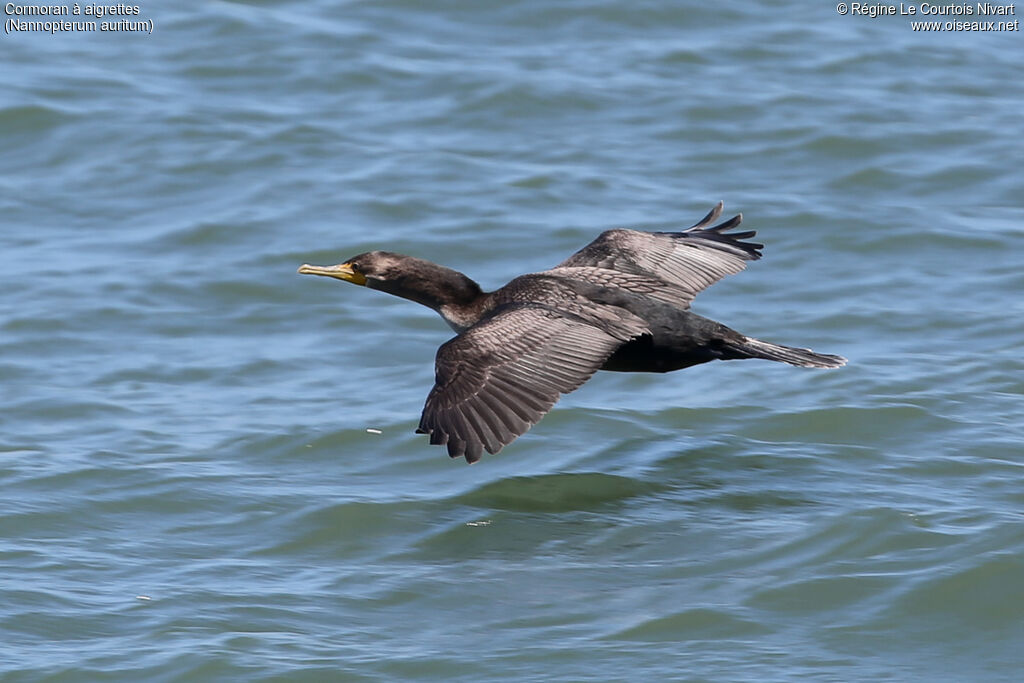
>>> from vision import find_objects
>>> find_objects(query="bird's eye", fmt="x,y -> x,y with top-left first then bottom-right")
349,262 -> 361,272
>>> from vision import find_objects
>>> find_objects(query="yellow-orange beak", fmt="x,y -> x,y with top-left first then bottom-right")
297,262 -> 367,286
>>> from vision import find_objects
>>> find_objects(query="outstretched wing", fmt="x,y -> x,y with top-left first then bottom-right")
555,202 -> 763,307
417,304 -> 647,463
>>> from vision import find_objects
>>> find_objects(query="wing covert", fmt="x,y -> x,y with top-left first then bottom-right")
417,303 -> 647,463
556,202 -> 763,307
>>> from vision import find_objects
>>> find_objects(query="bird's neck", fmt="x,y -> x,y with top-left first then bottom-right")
369,260 -> 490,332
428,268 -> 491,333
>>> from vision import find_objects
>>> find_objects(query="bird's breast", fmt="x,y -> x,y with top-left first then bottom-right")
438,302 -> 488,333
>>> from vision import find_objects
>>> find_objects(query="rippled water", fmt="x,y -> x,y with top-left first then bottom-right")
3,1 -> 1023,680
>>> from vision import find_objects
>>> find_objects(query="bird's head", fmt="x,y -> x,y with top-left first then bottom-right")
298,251 -> 405,289
298,251 -> 482,310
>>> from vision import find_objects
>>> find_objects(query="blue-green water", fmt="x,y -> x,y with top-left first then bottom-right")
3,2 -> 1023,680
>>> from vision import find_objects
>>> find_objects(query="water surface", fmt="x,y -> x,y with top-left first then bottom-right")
2,2 -> 1023,680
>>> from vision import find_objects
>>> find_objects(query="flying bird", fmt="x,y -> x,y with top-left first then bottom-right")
299,203 -> 845,463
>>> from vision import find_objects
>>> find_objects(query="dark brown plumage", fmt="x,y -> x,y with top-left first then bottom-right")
298,202 -> 846,463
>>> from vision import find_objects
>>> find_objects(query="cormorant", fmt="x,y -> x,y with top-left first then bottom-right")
298,202 -> 845,463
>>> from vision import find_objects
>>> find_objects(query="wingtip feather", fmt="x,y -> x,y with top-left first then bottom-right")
690,201 -> 724,229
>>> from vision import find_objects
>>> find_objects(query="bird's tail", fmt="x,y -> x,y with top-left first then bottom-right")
725,336 -> 847,369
